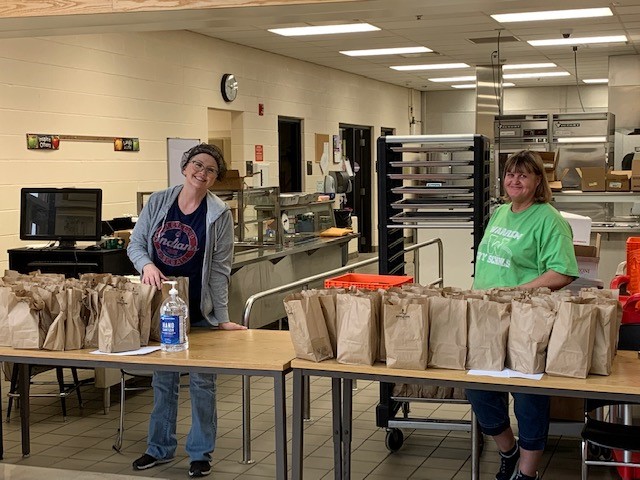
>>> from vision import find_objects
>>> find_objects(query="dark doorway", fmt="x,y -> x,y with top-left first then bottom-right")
340,125 -> 373,253
278,117 -> 302,193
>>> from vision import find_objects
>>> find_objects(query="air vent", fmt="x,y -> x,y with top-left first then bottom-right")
468,36 -> 520,45
400,51 -> 440,58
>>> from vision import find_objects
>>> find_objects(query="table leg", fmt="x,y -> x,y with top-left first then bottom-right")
292,369 -> 305,480
273,373 -> 287,480
331,378 -> 342,480
240,375 -> 255,464
471,411 -> 480,480
342,378 -> 353,480
18,363 -> 30,457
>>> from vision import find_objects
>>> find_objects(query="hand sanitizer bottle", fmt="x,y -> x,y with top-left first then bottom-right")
160,281 -> 189,352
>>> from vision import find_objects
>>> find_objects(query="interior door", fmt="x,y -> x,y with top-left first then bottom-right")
278,117 -> 302,193
341,125 -> 373,253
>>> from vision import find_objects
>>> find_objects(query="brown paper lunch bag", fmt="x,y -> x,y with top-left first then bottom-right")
284,293 -> 333,362
466,298 -> 511,371
507,299 -> 556,374
336,292 -> 378,366
8,290 -> 47,349
98,289 -> 140,353
546,299 -> 598,378
300,288 -> 344,357
383,296 -> 429,370
0,286 -> 11,346
427,296 -> 467,370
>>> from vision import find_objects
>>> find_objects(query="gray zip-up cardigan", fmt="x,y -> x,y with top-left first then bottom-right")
127,185 -> 234,326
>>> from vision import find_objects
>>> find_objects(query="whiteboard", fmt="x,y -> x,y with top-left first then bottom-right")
167,138 -> 200,187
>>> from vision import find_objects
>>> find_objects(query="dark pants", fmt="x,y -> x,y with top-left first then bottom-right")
465,389 -> 550,451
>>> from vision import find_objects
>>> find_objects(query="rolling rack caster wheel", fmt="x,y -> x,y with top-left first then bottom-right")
385,428 -> 404,453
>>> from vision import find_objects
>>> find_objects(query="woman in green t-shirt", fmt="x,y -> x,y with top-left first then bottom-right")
466,150 -> 578,480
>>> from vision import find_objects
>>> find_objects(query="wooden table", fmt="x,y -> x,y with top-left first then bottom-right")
291,351 -> 640,480
0,329 -> 295,480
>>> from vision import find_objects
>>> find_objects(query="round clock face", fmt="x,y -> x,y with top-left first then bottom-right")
221,73 -> 238,102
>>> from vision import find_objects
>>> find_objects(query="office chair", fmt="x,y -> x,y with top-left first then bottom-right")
581,323 -> 640,479
112,369 -> 188,452
5,363 -> 83,421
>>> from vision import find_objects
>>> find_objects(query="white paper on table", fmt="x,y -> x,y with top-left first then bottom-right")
467,369 -> 544,381
90,346 -> 161,356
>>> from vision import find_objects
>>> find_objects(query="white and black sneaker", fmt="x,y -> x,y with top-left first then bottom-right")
496,441 -> 520,480
189,460 -> 212,478
132,453 -> 173,470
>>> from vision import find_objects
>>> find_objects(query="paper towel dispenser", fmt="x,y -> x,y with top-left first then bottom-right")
324,171 -> 352,194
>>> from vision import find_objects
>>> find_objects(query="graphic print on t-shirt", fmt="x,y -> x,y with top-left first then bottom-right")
476,225 -> 522,269
153,220 -> 198,267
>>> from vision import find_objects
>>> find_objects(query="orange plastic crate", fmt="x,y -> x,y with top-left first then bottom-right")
613,449 -> 640,480
324,273 -> 413,290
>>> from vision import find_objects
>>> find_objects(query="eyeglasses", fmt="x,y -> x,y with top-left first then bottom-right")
505,172 -> 533,181
190,159 -> 218,177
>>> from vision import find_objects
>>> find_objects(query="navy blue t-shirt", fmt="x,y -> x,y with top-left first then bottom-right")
152,198 -> 207,325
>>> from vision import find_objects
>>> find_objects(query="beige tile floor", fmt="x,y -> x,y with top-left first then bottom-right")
0,368 -> 622,480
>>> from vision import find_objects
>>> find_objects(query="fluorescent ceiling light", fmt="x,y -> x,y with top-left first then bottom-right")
428,75 -> 476,82
556,136 -> 608,143
340,46 -> 432,57
268,23 -> 379,36
390,63 -> 469,71
583,78 -> 609,84
454,82 -> 515,89
503,71 -> 570,79
492,7 -> 612,23
528,35 -> 627,46
502,63 -> 556,70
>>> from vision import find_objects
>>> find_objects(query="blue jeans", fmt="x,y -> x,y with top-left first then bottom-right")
146,371 -> 217,462
465,389 -> 550,451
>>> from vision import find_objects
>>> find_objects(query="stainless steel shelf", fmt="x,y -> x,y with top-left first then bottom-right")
553,191 -> 640,203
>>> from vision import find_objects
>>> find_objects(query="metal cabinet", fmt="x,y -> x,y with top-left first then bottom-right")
377,134 -> 491,278
375,134 -> 491,442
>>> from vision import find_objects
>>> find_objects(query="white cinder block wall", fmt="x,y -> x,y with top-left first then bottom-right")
0,30 -> 415,270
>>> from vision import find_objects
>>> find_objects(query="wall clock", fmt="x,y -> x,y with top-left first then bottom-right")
221,73 -> 238,102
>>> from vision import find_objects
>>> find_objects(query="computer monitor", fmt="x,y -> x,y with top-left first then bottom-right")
20,187 -> 102,247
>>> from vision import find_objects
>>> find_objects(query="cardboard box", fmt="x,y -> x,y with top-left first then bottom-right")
606,170 -> 631,192
113,229 -> 132,247
574,233 -> 601,280
550,396 -> 584,422
632,159 -> 640,191
576,166 -> 606,192
539,151 -> 559,181
549,167 -> 569,191
209,169 -> 244,191
560,211 -> 592,246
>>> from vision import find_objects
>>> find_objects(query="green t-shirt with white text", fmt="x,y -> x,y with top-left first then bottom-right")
473,203 -> 579,290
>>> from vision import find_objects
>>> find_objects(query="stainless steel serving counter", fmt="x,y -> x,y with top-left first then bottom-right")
229,234 -> 356,328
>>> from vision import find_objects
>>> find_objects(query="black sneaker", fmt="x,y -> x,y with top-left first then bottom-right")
189,460 -> 211,478
132,453 -> 173,470
496,443 -> 520,480
514,472 -> 539,480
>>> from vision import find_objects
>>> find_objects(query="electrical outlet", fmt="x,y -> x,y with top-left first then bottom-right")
316,180 -> 324,192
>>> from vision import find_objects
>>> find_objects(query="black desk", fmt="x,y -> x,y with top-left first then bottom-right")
8,247 -> 136,277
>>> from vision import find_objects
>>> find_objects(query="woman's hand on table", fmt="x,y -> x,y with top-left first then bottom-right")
141,263 -> 167,289
219,322 -> 248,330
